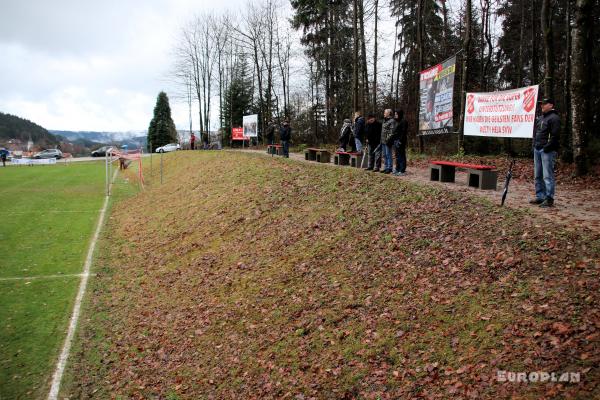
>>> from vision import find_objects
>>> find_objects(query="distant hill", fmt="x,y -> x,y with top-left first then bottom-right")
0,112 -> 58,147
50,130 -> 146,143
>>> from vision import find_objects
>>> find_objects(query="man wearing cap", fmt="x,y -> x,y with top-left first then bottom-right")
530,98 -> 560,208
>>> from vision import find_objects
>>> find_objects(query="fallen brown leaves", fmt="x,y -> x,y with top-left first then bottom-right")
64,151 -> 600,399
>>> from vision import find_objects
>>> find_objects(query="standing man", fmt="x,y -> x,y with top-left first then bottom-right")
353,111 -> 365,153
365,114 -> 382,170
280,120 -> 291,158
190,132 -> 196,150
393,109 -> 408,176
530,98 -> 560,208
337,119 -> 354,152
266,120 -> 276,145
380,109 -> 397,174
0,148 -> 8,167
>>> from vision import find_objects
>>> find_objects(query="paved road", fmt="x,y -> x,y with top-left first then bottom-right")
5,154 -> 151,166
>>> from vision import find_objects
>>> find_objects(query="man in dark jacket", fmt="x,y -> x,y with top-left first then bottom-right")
265,120 -> 277,145
365,114 -> 382,170
353,111 -> 365,153
530,98 -> 560,208
392,109 -> 408,176
279,120 -> 291,158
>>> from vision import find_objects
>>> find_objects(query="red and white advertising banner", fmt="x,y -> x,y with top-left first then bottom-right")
232,127 -> 246,141
464,85 -> 539,138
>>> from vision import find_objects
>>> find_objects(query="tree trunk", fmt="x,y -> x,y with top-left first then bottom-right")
517,0 -> 525,86
531,0 -> 539,83
359,0 -> 369,112
441,0 -> 449,50
562,0 -> 573,162
541,0 -> 555,98
373,0 -> 379,112
458,0 -> 472,152
571,0 -> 592,176
352,0 -> 359,114
416,0 -> 425,153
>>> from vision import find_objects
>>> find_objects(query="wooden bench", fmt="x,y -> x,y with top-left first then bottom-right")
304,148 -> 331,163
334,151 -> 362,167
266,144 -> 283,156
429,160 -> 498,190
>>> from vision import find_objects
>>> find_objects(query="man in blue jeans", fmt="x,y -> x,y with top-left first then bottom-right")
380,109 -> 396,174
530,98 -> 560,208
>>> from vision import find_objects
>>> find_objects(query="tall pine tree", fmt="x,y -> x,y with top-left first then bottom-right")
222,55 -> 254,143
291,0 -> 354,142
147,92 -> 178,152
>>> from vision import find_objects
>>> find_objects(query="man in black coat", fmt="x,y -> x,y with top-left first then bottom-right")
364,114 -> 382,170
529,98 -> 560,208
265,120 -> 277,145
279,120 -> 291,158
392,109 -> 408,175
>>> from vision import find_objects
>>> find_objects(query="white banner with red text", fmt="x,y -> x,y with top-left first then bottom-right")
464,85 -> 539,138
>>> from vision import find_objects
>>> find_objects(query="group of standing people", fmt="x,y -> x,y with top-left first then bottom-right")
339,109 -> 408,176
266,119 -> 291,158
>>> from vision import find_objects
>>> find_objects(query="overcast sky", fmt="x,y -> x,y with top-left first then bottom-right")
0,0 -> 247,132
0,0 -> 400,133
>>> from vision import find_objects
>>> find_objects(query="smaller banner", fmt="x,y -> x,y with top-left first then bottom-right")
243,114 -> 258,138
419,56 -> 456,135
464,85 -> 539,138
231,127 -> 246,141
11,158 -> 57,165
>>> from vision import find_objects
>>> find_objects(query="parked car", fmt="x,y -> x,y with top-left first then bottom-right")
91,146 -> 113,157
33,149 -> 63,159
155,143 -> 180,153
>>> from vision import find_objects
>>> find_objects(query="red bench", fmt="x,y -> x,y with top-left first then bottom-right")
304,148 -> 331,163
429,160 -> 498,190
334,151 -> 362,167
266,144 -> 283,156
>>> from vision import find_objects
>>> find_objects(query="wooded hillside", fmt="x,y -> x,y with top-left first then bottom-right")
0,112 -> 58,148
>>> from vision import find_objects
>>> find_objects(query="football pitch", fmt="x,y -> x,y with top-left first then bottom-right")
0,162 -> 107,399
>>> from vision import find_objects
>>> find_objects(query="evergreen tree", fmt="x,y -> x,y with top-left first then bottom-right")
147,92 -> 178,151
222,56 -> 253,143
291,0 -> 354,142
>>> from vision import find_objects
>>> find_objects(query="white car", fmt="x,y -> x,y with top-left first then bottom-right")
155,143 -> 180,153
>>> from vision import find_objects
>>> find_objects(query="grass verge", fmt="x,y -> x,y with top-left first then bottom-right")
64,152 -> 600,399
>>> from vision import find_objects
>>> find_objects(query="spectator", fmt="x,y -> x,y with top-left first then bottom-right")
393,109 -> 408,176
0,148 -> 8,167
280,120 -> 291,158
530,98 -> 560,208
190,132 -> 196,150
337,119 -> 354,152
365,114 -> 382,171
266,120 -> 277,145
353,111 -> 365,153
380,109 -> 397,174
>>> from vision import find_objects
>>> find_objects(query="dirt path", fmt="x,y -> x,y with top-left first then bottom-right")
239,149 -> 600,234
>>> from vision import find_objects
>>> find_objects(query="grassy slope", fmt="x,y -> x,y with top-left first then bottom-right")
65,152 -> 599,399
0,162 -> 105,399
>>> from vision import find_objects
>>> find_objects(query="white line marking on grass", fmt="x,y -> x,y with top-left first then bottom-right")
47,169 -> 117,400
0,273 -> 95,281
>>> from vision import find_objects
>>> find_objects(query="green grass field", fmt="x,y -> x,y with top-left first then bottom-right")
0,162 -> 107,399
